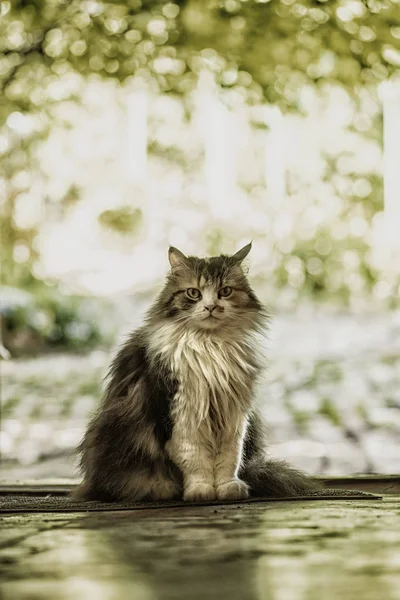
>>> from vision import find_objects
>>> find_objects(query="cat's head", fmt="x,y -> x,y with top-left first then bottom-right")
150,243 -> 266,334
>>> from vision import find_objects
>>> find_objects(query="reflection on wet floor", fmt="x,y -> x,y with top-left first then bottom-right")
1,498 -> 399,600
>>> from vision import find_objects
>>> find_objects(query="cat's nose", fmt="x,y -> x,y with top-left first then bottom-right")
204,304 -> 217,313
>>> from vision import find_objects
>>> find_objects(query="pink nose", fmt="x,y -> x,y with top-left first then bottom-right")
204,304 -> 217,313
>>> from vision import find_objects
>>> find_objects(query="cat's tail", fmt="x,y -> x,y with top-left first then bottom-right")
242,457 -> 321,498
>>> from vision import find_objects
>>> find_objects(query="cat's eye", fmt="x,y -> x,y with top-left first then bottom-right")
186,288 -> 201,300
219,286 -> 233,298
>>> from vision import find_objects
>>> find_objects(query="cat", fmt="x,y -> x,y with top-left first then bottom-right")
75,243 -> 319,502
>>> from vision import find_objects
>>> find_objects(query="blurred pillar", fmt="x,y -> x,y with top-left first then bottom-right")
379,80 -> 400,247
123,86 -> 163,284
197,71 -> 238,220
124,89 -> 148,183
124,85 -> 156,241
264,106 -> 286,207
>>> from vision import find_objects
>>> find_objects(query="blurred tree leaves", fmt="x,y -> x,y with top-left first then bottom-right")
0,286 -> 113,355
1,0 -> 399,119
0,0 -> 399,327
98,206 -> 142,233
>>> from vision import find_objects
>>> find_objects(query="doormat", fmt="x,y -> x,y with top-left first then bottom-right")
0,488 -> 381,514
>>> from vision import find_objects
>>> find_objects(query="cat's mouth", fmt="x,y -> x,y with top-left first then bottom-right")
201,315 -> 221,329
200,314 -> 221,327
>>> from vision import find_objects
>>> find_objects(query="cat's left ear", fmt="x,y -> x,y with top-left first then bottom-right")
232,242 -> 252,264
168,246 -> 188,269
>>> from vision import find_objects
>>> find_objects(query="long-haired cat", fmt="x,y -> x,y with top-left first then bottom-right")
75,243 -> 318,502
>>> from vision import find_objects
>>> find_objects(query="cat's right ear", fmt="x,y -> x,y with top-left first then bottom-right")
168,246 -> 187,269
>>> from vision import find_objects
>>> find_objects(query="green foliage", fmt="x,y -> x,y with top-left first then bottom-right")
98,206 -> 142,234
1,0 -> 399,116
1,286 -> 113,356
319,397 -> 343,427
0,0 -> 398,333
291,409 -> 311,435
313,361 -> 343,383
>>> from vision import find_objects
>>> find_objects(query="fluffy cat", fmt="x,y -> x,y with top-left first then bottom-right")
75,243 -> 318,502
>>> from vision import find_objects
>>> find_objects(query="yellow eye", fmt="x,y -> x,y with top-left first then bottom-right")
186,288 -> 201,300
219,286 -> 232,298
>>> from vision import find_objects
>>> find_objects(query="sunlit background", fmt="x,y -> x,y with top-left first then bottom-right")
1,0 -> 400,480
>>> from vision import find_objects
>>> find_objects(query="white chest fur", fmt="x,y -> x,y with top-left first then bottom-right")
148,323 -> 261,430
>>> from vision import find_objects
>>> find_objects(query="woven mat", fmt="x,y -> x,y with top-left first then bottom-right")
0,488 -> 381,513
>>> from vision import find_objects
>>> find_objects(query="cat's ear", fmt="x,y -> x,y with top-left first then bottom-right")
232,242 -> 252,264
168,246 -> 188,269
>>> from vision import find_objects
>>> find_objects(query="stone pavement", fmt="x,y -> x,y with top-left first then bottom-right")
2,309 -> 400,479
0,495 -> 399,600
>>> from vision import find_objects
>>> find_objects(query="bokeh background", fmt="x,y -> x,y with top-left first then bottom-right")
1,0 -> 400,480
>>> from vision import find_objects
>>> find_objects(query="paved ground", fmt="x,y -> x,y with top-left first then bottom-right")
2,309 -> 400,479
0,495 -> 399,600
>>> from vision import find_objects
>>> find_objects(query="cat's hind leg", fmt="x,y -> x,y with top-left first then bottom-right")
74,464 -> 181,503
120,466 -> 181,502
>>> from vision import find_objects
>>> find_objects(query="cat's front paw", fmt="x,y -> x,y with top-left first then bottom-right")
183,482 -> 216,503
216,479 -> 249,501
